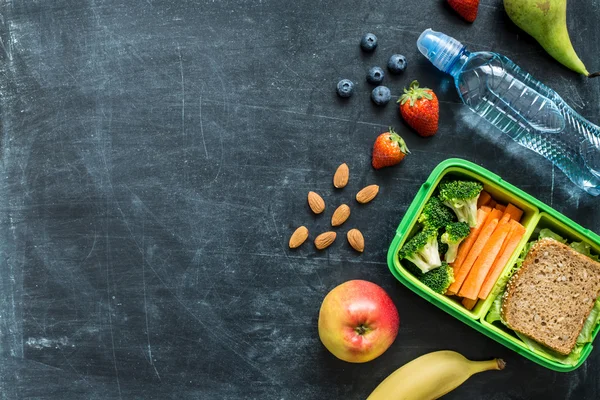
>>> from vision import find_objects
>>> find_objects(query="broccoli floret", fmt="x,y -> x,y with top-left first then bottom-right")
419,262 -> 455,294
398,229 -> 442,273
417,196 -> 456,230
438,235 -> 449,256
438,180 -> 483,228
441,222 -> 471,263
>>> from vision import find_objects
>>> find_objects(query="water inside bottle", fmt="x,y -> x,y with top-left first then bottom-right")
455,52 -> 600,196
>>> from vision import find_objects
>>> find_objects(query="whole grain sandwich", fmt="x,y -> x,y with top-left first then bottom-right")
501,237 -> 600,355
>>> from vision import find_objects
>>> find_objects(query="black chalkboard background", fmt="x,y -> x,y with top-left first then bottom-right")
0,0 -> 599,398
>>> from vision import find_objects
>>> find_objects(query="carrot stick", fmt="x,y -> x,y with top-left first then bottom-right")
505,203 -> 523,222
449,208 -> 490,276
480,206 -> 492,214
496,212 -> 512,230
447,214 -> 501,294
478,221 -> 526,300
462,297 -> 478,310
482,209 -> 504,230
488,199 -> 497,208
477,191 -> 492,208
495,204 -> 506,212
446,208 -> 490,296
458,215 -> 513,300
495,222 -> 517,261
476,221 -> 519,300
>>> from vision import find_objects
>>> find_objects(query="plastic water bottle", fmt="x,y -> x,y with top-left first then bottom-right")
417,29 -> 600,196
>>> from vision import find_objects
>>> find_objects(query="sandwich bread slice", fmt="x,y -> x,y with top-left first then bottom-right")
501,237 -> 600,355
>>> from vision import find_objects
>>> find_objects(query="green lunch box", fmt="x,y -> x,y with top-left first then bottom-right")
387,158 -> 600,372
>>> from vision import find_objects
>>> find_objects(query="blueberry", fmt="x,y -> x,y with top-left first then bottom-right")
387,54 -> 407,74
336,79 -> 354,98
366,66 -> 385,84
371,86 -> 391,106
360,33 -> 378,52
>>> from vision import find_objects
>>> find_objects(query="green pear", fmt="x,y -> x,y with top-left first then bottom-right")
504,0 -> 599,77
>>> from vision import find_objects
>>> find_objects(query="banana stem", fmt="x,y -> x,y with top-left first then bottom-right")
588,72 -> 600,78
470,358 -> 506,374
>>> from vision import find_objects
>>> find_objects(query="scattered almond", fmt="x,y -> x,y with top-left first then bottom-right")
314,231 -> 336,250
288,226 -> 309,249
307,191 -> 325,214
356,184 -> 379,204
347,229 -> 364,252
331,204 -> 351,227
333,163 -> 349,188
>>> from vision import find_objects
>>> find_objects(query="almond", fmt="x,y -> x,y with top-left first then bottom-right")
331,204 -> 351,227
347,229 -> 364,252
307,191 -> 325,214
356,184 -> 379,204
288,226 -> 309,249
314,231 -> 336,250
333,163 -> 349,188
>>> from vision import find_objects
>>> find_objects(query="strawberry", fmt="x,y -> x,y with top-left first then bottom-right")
371,128 -> 410,169
447,0 -> 479,23
398,80 -> 439,137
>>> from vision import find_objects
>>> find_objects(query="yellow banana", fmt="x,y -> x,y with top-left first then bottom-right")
367,351 -> 505,400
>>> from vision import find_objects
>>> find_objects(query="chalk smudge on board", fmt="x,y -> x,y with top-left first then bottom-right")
26,337 -> 72,350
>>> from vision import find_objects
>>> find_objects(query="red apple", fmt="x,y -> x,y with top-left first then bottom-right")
318,280 -> 399,363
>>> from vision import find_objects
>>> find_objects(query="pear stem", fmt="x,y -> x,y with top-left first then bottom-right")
588,72 -> 600,78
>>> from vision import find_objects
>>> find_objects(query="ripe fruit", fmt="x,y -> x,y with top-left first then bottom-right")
367,351 -> 505,400
371,86 -> 391,106
336,79 -> 355,98
318,280 -> 399,363
371,129 -> 409,169
367,66 -> 385,84
447,0 -> 480,23
387,54 -> 407,74
398,80 -> 439,137
504,0 -> 600,77
360,33 -> 378,52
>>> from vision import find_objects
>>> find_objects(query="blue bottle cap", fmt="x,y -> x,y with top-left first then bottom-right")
417,29 -> 465,74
